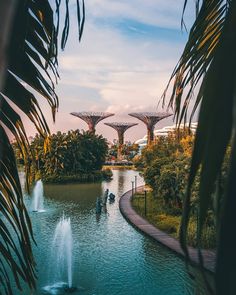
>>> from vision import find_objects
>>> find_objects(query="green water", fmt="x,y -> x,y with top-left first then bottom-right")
14,169 -> 205,294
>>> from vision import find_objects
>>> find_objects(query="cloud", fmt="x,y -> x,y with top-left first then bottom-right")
85,0 -> 195,30
56,22 -> 184,121
23,1 -> 194,141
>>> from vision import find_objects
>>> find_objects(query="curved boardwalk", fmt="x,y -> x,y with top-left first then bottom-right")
119,186 -> 216,273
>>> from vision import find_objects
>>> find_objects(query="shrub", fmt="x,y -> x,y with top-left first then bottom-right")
29,130 -> 109,183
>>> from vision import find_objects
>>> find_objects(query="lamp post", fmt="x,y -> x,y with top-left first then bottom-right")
134,175 -> 137,193
144,190 -> 147,216
131,181 -> 134,197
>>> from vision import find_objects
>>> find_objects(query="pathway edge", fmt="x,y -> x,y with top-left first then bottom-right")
119,185 -> 216,273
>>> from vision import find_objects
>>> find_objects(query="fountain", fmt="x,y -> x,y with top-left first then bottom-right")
32,179 -> 44,212
43,215 -> 76,294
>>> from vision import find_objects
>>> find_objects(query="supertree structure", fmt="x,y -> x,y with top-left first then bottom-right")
70,112 -> 114,133
104,122 -> 138,161
128,112 -> 172,145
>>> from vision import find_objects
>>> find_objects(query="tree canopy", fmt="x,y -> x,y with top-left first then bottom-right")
30,130 -> 108,182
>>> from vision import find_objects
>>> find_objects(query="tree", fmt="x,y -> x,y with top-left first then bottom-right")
164,1 -> 236,294
107,142 -> 139,162
0,1 -> 84,294
29,130 -> 108,181
140,129 -> 195,208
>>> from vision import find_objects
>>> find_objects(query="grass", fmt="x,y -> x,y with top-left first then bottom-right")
103,165 -> 135,170
132,191 -> 216,249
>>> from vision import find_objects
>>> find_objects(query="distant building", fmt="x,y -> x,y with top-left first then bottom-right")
135,122 -> 198,149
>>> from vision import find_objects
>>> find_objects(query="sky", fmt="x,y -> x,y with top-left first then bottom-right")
27,1 -> 196,142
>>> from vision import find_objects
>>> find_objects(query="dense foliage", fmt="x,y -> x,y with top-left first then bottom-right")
0,1 -> 85,293
107,141 -> 139,162
136,130 -> 194,211
29,130 -> 109,183
164,2 -> 236,293
134,129 -> 217,247
132,191 -> 216,249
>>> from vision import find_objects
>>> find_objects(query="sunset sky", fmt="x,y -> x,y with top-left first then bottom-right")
29,1 -> 196,142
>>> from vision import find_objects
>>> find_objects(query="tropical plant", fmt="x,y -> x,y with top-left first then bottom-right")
29,130 -> 108,181
107,142 -> 139,162
0,1 -> 85,294
139,129 -> 196,210
121,143 -> 139,161
163,1 -> 236,294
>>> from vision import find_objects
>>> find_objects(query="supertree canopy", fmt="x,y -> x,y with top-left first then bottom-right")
70,112 -> 114,133
104,122 -> 138,160
128,112 -> 172,145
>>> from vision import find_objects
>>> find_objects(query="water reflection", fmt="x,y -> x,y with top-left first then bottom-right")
45,183 -> 102,206
16,169 -> 201,295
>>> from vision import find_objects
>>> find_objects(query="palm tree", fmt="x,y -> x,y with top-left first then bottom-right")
164,1 -> 236,294
0,1 -> 84,294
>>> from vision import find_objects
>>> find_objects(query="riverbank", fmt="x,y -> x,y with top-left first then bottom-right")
132,191 -> 216,249
103,165 -> 135,170
119,186 -> 216,273
39,169 -> 112,184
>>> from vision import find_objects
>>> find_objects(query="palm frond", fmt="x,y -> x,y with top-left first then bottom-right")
0,126 -> 37,293
0,0 -> 85,294
163,0 -> 227,125
164,1 -> 236,294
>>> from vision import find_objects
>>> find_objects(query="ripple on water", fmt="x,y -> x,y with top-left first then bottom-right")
16,169 -> 207,295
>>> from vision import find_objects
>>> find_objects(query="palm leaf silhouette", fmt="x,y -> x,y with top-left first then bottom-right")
0,1 -> 85,293
164,1 -> 236,294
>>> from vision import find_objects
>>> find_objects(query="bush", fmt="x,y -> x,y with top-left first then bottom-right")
42,171 -> 109,184
186,220 -> 216,249
29,130 -> 109,183
132,191 -> 216,249
153,214 -> 180,234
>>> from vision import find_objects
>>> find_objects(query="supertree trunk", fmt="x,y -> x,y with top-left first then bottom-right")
104,122 -> 138,161
128,112 -> 172,146
117,129 -> 124,161
147,125 -> 155,145
71,112 -> 114,133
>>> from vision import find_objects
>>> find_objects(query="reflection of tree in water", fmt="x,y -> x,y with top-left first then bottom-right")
117,170 -> 125,195
44,182 -> 102,211
95,201 -> 109,224
102,169 -> 142,199
96,213 -> 101,223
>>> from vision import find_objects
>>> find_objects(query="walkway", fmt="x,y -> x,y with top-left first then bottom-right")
119,186 -> 216,273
